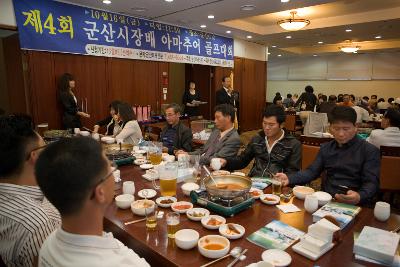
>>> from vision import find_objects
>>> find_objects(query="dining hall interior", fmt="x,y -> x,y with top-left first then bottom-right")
0,0 -> 400,267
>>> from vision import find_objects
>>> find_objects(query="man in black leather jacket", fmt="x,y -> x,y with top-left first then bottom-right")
221,105 -> 301,177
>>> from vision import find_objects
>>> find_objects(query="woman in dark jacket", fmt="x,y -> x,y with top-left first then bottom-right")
58,73 -> 90,129
93,100 -> 122,135
182,81 -> 201,117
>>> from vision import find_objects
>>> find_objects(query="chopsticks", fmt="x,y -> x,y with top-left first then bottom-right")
124,218 -> 146,225
390,225 -> 400,233
227,249 -> 248,267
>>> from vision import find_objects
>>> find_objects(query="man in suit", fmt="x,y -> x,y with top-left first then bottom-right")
216,76 -> 240,129
177,104 -> 241,166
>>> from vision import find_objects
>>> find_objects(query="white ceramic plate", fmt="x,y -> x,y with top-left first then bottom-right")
134,159 -> 147,165
142,174 -> 159,181
139,163 -> 153,170
155,196 -> 177,208
231,171 -> 245,176
261,249 -> 292,267
137,189 -> 157,199
186,208 -> 210,221
249,188 -> 263,199
135,149 -> 147,154
260,194 -> 280,205
171,201 -> 193,214
212,170 -> 230,176
218,223 -> 245,239
101,136 -> 115,144
201,215 -> 226,230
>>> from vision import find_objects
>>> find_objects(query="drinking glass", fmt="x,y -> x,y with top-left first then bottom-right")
148,141 -> 162,165
152,162 -> 177,196
304,195 -> 319,213
210,158 -> 221,171
145,206 -> 158,230
122,181 -> 135,195
271,178 -> 282,196
166,212 -> 180,238
36,123 -> 48,137
374,201 -> 390,222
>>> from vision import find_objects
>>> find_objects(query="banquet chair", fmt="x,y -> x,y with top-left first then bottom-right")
299,136 -> 333,170
303,112 -> 328,136
284,114 -> 303,136
379,146 -> 400,204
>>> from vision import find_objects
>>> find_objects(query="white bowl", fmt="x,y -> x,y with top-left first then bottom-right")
293,186 -> 315,200
137,189 -> 157,199
186,208 -> 210,221
198,235 -> 230,259
130,199 -> 155,216
79,131 -> 90,136
313,191 -> 332,206
260,194 -> 280,205
155,196 -> 177,208
219,223 -> 245,239
181,182 -> 200,196
201,215 -> 226,230
175,229 -> 199,250
115,194 -> 134,209
101,136 -> 115,144
171,201 -> 193,214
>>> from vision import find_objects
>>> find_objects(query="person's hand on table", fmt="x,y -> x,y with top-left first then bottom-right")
335,190 -> 360,205
93,125 -> 100,133
274,172 -> 289,187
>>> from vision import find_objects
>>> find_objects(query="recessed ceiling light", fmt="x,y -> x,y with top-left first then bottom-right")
346,29 -> 352,32
353,51 -> 358,53
131,7 -> 147,12
246,35 -> 252,39
165,0 -> 173,2
313,54 -> 318,57
318,41 -> 323,44
286,35 -> 292,39
241,5 -> 256,11
103,0 -> 111,4
277,54 -> 282,57
267,52 -> 271,55
271,45 -> 277,48
208,15 -> 214,19
200,25 -> 206,28
226,30 -> 231,34
375,35 -> 382,39
281,0 -> 290,2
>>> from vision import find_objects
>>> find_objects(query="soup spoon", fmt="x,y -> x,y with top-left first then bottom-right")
200,246 -> 242,267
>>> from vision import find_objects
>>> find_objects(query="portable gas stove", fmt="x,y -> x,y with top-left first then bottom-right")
190,189 -> 254,217
106,152 -> 134,166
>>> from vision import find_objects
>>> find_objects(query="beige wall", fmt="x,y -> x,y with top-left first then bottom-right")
267,80 -> 400,102
0,38 -> 10,113
0,0 -> 16,27
234,39 -> 267,61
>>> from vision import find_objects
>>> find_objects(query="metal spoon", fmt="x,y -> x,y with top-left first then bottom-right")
200,246 -> 242,267
202,165 -> 219,187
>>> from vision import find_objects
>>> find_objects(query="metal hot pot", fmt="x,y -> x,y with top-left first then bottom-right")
204,174 -> 252,200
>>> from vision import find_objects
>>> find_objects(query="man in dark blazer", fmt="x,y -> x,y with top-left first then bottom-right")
216,76 -> 240,129
177,104 -> 241,166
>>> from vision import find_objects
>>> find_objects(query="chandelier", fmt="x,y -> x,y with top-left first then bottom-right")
277,11 -> 310,31
339,41 -> 360,53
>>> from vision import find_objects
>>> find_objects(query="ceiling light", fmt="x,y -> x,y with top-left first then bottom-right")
200,25 -> 206,28
286,35 -> 292,39
267,52 -> 271,55
353,51 -> 358,54
339,40 -> 360,53
226,30 -> 231,34
165,0 -> 174,2
277,54 -> 282,57
241,5 -> 256,11
313,54 -> 318,57
271,45 -> 277,48
208,15 -> 214,19
131,7 -> 147,12
318,41 -> 323,44
103,0 -> 111,4
277,11 -> 310,31
246,35 -> 252,39
346,29 -> 352,32
281,0 -> 290,2
375,35 -> 382,39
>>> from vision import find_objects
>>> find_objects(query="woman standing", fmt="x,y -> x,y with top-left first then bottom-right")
58,73 -> 90,129
182,81 -> 200,117
114,102 -> 143,145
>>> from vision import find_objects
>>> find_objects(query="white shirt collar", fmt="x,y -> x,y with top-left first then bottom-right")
265,129 -> 285,153
56,228 -> 119,250
220,126 -> 234,140
223,87 -> 231,96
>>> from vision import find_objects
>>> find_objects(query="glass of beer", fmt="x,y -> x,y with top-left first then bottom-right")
271,178 -> 282,196
36,123 -> 49,137
145,206 -> 158,230
152,162 -> 177,196
166,212 -> 180,238
148,141 -> 162,165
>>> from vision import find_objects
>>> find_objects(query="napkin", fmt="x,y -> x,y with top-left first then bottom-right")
276,204 -> 301,213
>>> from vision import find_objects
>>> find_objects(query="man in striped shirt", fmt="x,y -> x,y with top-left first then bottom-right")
0,115 -> 61,267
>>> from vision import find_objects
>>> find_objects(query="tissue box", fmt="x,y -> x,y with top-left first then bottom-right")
354,226 -> 400,265
301,234 -> 331,254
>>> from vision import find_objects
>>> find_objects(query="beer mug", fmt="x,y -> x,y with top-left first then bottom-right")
271,178 -> 282,196
152,162 -> 177,197
148,141 -> 163,165
36,123 -> 48,137
166,212 -> 180,238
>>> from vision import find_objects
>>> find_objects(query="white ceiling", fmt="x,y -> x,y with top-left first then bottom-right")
62,0 -> 400,59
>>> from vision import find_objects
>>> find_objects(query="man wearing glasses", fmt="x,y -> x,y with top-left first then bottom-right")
35,137 -> 149,267
0,114 -> 60,267
276,106 -> 380,205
